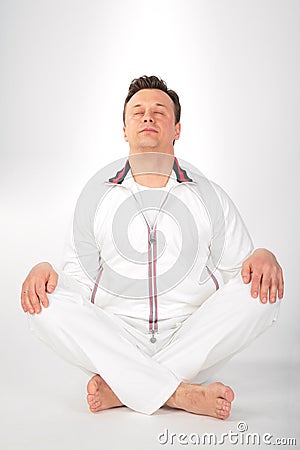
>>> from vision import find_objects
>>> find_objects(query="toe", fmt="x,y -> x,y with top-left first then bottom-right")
216,398 -> 229,409
216,399 -> 231,415
87,375 -> 101,395
216,408 -> 230,419
87,394 -> 95,404
224,386 -> 234,402
87,382 -> 97,395
216,410 -> 226,419
210,382 -> 231,401
219,411 -> 229,420
89,400 -> 103,413
89,407 -> 98,413
212,382 -> 234,403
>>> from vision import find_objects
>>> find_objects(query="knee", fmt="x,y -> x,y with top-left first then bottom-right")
37,271 -> 87,312
27,274 -> 89,336
27,301 -> 57,337
239,280 -> 281,327
27,283 -> 69,337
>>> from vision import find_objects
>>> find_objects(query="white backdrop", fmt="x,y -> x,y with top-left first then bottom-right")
1,0 -> 299,404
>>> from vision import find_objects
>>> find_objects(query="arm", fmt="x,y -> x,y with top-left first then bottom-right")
21,223 -> 98,315
21,178 -> 103,315
210,182 -> 254,283
209,183 -> 284,303
241,248 -> 284,303
21,262 -> 58,314
210,183 -> 284,303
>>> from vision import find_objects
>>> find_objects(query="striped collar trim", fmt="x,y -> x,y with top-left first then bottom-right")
107,157 -> 193,185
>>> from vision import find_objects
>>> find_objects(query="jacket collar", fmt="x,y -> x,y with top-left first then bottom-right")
107,156 -> 193,185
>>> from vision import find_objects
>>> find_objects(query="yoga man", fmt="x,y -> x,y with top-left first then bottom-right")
21,75 -> 284,419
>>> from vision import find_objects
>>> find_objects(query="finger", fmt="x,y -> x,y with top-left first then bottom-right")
47,271 -> 58,293
278,268 -> 284,299
21,284 -> 29,312
250,272 -> 262,298
259,274 -> 271,303
241,261 -> 251,284
22,290 -> 35,314
28,287 -> 41,314
21,288 -> 30,313
36,282 -> 49,308
269,278 -> 278,303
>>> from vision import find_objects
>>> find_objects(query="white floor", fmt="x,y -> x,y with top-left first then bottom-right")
1,312 -> 299,450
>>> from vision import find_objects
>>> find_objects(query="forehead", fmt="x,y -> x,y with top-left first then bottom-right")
126,89 -> 174,110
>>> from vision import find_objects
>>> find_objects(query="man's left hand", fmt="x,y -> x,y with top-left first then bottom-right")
241,248 -> 284,303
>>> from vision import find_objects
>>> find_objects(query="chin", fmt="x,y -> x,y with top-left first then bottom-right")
139,147 -> 161,153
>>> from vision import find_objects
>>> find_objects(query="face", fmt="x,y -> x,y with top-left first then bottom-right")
123,89 -> 181,154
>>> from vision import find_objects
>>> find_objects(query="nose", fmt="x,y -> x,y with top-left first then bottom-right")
143,109 -> 154,123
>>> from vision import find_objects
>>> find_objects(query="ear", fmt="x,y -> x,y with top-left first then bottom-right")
123,126 -> 128,142
174,122 -> 181,141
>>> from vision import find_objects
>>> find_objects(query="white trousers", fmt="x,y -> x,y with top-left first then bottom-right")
28,272 -> 280,415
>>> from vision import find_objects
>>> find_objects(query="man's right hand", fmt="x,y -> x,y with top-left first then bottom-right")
21,262 -> 58,314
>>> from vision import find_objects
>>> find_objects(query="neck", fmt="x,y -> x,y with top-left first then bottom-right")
134,173 -> 170,188
129,146 -> 174,157
128,151 -> 174,188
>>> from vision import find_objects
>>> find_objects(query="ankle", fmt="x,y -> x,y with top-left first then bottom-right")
167,382 -> 187,407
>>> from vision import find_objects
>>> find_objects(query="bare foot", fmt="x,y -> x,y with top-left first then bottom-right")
166,382 -> 234,419
87,374 -> 123,413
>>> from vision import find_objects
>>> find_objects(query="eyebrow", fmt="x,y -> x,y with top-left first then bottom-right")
132,103 -> 167,108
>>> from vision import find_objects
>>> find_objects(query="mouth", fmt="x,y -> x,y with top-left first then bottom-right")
139,128 -> 158,133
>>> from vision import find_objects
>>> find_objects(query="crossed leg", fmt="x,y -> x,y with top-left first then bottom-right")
86,275 -> 279,419
29,272 -> 279,418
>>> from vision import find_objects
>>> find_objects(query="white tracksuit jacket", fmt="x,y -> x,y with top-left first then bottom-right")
62,156 -> 254,340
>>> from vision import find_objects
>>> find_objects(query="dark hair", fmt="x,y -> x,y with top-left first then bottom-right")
123,75 -> 181,125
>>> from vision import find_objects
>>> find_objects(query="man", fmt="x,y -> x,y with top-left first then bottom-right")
21,76 -> 284,419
